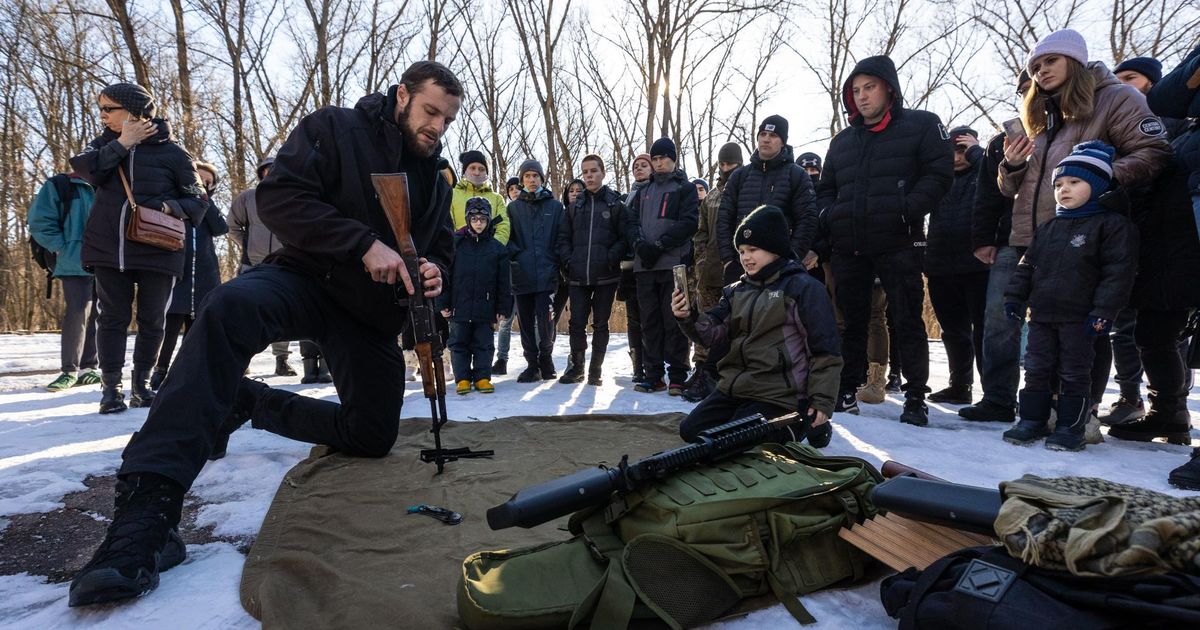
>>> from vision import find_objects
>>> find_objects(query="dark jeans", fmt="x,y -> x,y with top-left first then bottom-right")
119,264 -> 404,490
832,248 -> 929,398
495,301 -> 516,361
635,269 -> 691,383
1092,308 -> 1144,402
156,313 -> 194,371
1135,309 -> 1191,411
980,246 -> 1024,408
568,283 -> 617,355
59,275 -> 98,372
679,389 -> 792,442
449,320 -> 495,382
515,291 -> 554,363
1022,321 -> 1096,397
93,266 -> 175,373
927,271 -> 988,388
618,267 -> 643,369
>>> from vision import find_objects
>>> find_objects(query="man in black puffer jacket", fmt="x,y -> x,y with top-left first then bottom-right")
816,54 -> 954,426
717,115 -> 818,284
507,158 -> 565,382
925,126 -> 987,405
69,62 -> 458,608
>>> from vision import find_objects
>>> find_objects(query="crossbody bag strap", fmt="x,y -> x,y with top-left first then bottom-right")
117,167 -> 138,209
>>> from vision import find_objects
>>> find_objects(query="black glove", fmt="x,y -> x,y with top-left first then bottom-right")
637,241 -> 662,268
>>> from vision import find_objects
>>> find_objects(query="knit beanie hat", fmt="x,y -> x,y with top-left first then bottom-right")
758,115 -> 789,144
1017,69 -> 1031,89
100,82 -> 156,118
1053,140 -> 1114,203
633,153 -> 652,169
734,205 -> 793,259
459,150 -> 488,171
717,142 -> 743,165
1026,29 -> 1088,75
465,196 -> 492,218
1113,57 -> 1162,84
506,176 -> 520,189
518,158 -> 545,182
796,152 -> 822,170
650,137 -> 677,162
692,178 -> 709,192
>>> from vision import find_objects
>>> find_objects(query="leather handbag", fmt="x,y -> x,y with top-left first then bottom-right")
118,167 -> 185,252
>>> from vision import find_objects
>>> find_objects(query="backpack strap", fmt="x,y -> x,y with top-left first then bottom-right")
898,547 -> 993,630
49,174 -> 76,226
568,511 -> 637,630
766,571 -> 817,625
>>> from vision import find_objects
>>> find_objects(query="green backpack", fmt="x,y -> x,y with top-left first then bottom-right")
459,442 -> 883,629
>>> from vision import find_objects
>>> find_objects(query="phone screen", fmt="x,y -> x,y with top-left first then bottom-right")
1002,118 -> 1026,140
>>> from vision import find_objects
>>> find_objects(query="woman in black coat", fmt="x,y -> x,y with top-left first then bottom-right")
69,83 -> 207,414
151,161 -> 230,388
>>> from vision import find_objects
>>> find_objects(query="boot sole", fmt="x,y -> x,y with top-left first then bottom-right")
99,404 -> 128,415
1168,476 -> 1200,491
1106,427 -> 1192,445
128,396 -> 154,409
558,376 -> 585,384
1045,440 -> 1085,452
68,530 -> 185,607
928,397 -> 973,405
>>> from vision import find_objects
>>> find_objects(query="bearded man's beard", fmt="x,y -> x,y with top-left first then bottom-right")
397,101 -> 436,159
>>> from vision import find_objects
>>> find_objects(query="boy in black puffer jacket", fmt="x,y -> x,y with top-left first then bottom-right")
1003,141 -> 1138,451
440,198 -> 513,395
672,205 -> 843,448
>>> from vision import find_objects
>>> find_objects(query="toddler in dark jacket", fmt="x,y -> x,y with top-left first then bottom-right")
439,198 -> 513,394
1003,141 -> 1138,451
672,205 -> 843,448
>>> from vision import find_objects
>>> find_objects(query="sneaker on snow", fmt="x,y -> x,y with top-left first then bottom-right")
77,369 -> 102,386
516,364 -> 541,383
1168,449 -> 1200,490
928,386 -> 972,405
899,399 -> 928,427
885,372 -> 902,393
957,399 -> 1016,423
634,380 -> 667,393
668,382 -> 686,397
474,379 -> 494,393
834,392 -> 860,415
1097,396 -> 1145,426
46,372 -> 77,392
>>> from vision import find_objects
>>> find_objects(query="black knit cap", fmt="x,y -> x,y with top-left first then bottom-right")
650,137 -> 677,162
758,115 -> 789,144
506,176 -> 520,189
734,205 -> 793,259
460,150 -> 488,171
717,142 -> 743,165
100,82 -> 156,118
796,152 -> 822,170
1113,57 -> 1162,84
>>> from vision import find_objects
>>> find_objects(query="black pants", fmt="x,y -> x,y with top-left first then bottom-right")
927,271 -> 988,388
1091,308 -> 1144,402
679,390 -> 792,442
832,249 -> 928,397
93,266 -> 175,373
1135,309 -> 1191,410
568,283 -> 618,356
299,339 -> 322,359
1022,321 -> 1095,397
156,313 -> 194,371
119,264 -> 404,490
449,320 -> 495,381
515,290 -> 554,364
618,267 -> 643,368
635,269 -> 691,383
59,275 -> 98,372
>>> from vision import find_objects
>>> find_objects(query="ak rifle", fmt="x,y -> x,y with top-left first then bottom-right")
371,173 -> 493,473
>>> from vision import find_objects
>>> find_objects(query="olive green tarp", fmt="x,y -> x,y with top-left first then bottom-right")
239,413 -> 686,628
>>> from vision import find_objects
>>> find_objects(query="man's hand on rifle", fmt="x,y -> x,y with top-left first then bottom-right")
362,240 -> 443,298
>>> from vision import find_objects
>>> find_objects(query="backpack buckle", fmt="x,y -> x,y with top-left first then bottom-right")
953,559 -> 1017,603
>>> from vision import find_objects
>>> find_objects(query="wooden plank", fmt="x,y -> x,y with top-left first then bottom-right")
840,514 -> 997,571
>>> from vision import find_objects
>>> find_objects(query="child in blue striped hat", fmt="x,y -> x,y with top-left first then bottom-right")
1001,140 -> 1138,452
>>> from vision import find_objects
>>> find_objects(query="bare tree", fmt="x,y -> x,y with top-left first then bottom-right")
1109,0 -> 1200,64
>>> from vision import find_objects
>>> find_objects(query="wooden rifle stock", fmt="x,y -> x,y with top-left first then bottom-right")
880,461 -> 946,482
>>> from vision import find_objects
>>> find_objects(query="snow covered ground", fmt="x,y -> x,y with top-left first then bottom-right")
0,332 -> 1197,629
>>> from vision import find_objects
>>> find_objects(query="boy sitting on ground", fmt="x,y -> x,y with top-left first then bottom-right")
439,197 -> 512,394
1003,141 -> 1138,451
671,205 -> 843,446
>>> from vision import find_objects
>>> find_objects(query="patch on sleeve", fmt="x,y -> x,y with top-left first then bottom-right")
1138,117 -> 1165,136
937,123 -> 950,140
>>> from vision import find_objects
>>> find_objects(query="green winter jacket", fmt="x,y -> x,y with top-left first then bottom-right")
451,179 -> 510,245
28,175 -> 95,277
679,259 -> 843,414
693,176 -> 727,289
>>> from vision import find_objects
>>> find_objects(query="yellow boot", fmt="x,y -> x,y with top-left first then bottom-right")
856,363 -> 887,404
475,378 -> 494,393
456,379 -> 471,395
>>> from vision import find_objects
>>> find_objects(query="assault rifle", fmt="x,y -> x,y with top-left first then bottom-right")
486,411 -> 801,530
372,173 -> 493,474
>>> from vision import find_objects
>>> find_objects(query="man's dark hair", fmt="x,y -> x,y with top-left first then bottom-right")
401,61 -> 464,98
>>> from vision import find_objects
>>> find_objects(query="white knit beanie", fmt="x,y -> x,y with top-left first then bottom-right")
1026,29 -> 1088,74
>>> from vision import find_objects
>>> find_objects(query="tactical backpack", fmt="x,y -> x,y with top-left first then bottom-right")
458,443 -> 883,629
28,174 -> 77,298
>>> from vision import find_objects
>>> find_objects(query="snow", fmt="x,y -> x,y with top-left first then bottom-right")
0,332 -> 1196,628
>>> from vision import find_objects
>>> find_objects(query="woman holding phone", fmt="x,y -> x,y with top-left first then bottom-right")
70,83 -> 208,414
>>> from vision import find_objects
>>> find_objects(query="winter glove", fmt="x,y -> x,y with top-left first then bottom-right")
1086,316 -> 1112,336
637,241 -> 662,268
1004,302 -> 1026,321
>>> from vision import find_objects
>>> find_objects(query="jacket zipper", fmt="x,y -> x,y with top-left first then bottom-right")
119,147 -> 137,271
585,196 -> 595,285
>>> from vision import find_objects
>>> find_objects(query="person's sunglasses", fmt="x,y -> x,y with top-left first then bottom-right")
99,106 -> 125,113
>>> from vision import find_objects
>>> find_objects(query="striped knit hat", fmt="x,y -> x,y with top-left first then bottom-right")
1053,140 -> 1114,202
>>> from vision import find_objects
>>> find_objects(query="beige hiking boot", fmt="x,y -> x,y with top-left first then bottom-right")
856,363 -> 887,404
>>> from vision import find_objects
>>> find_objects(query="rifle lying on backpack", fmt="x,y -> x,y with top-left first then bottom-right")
371,173 -> 493,474
487,411 -> 802,530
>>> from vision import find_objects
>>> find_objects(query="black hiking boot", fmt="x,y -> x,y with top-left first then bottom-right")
539,354 -> 557,380
834,391 -> 860,415
681,369 -> 716,402
99,371 -> 127,415
300,358 -> 320,384
958,398 -> 1016,423
899,398 -> 928,427
630,348 -> 646,384
516,360 -> 541,383
274,356 -> 297,377
210,379 -> 267,461
129,369 -> 155,408
1045,395 -> 1089,451
558,352 -> 586,384
315,358 -> 332,383
1107,405 -> 1193,445
1168,449 -> 1200,491
149,368 -> 167,391
1097,395 -> 1145,426
587,353 -> 605,386
491,358 -> 507,375
68,473 -> 186,607
1003,390 -> 1052,445
928,385 -> 972,405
